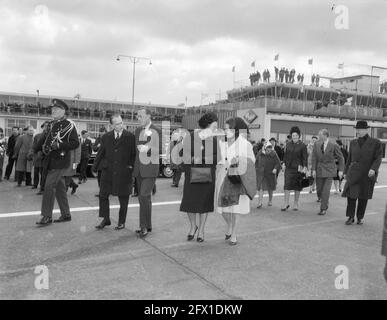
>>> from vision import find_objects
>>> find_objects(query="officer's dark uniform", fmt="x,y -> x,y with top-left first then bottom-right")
36,99 -> 79,226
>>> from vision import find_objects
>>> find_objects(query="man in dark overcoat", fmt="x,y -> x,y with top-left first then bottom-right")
93,114 -> 136,230
32,121 -> 49,190
342,121 -> 383,225
92,126 -> 107,197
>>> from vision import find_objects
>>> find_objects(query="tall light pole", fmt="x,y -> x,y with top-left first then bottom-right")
116,54 -> 152,121
36,89 -> 40,116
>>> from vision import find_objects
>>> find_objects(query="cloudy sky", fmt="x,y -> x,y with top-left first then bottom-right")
0,0 -> 386,106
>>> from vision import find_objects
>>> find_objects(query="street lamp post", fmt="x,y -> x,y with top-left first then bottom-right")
116,54 -> 152,121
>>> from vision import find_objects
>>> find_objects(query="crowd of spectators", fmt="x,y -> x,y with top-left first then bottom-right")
0,102 -> 183,123
250,66 -> 309,86
380,82 -> 387,94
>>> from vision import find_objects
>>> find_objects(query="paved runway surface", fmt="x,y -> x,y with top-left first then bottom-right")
1,166 -> 387,300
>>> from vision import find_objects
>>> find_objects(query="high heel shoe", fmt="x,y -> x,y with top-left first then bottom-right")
293,203 -> 299,211
197,234 -> 204,242
281,205 -> 290,211
229,238 -> 238,246
187,226 -> 198,241
225,234 -> 231,241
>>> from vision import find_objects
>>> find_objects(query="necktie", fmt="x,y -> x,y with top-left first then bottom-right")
321,143 -> 324,154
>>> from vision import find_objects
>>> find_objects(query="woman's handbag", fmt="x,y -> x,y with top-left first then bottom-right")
190,167 -> 212,184
227,162 -> 242,185
297,173 -> 314,189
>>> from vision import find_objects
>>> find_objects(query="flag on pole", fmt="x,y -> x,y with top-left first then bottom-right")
308,58 -> 313,65
251,61 -> 255,68
338,63 -> 344,69
274,54 -> 279,61
232,66 -> 235,72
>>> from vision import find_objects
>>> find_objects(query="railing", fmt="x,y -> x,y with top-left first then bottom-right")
0,106 -> 183,124
185,97 -> 387,122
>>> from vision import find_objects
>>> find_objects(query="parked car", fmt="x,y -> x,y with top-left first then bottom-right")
82,152 -> 173,178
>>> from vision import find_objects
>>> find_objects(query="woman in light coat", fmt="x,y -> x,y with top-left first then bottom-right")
215,117 -> 256,246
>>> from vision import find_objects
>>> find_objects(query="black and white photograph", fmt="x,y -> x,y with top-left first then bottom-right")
1,0 -> 387,305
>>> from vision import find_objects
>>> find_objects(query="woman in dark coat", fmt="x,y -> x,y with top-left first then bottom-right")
256,141 -> 281,208
281,126 -> 308,211
180,112 -> 219,242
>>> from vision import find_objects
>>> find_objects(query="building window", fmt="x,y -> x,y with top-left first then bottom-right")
86,123 -> 108,139
5,119 -> 37,136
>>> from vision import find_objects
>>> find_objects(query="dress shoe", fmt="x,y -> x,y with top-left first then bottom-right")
317,198 -> 321,203
281,205 -> 290,211
114,224 -> 125,230
187,226 -> 198,241
95,219 -> 111,229
357,219 -> 363,225
171,184 -> 178,188
136,228 -> 152,233
318,210 -> 327,216
71,184 -> 78,195
31,186 -> 38,190
138,229 -> 148,238
293,203 -> 299,211
256,203 -> 263,209
36,216 -> 52,226
345,217 -> 355,225
268,201 -> 272,207
78,180 -> 82,185
197,236 -> 204,243
225,234 -> 231,241
54,215 -> 72,223
37,190 -> 44,195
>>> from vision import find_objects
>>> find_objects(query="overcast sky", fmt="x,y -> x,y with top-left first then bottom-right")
0,0 -> 387,106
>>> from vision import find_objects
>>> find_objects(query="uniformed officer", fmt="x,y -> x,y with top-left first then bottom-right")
35,99 -> 79,226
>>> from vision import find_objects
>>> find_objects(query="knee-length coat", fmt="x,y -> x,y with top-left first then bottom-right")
14,134 -> 33,173
342,135 -> 382,200
255,149 -> 281,191
92,130 -> 136,196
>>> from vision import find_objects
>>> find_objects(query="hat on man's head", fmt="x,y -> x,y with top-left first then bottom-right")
81,130 -> 88,135
50,98 -> 68,111
354,120 -> 369,129
269,137 -> 277,142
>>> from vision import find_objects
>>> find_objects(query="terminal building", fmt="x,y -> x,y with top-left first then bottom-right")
182,75 -> 387,160
0,91 -> 185,137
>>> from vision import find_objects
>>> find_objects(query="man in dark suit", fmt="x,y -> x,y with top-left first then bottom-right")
133,108 -> 161,237
311,129 -> 344,216
4,126 -> 20,180
92,114 -> 136,230
342,121 -> 383,225
78,130 -> 92,184
35,99 -> 79,226
32,121 -> 49,190
92,126 -> 107,197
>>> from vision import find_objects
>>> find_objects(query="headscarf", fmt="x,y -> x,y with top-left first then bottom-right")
262,141 -> 272,154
